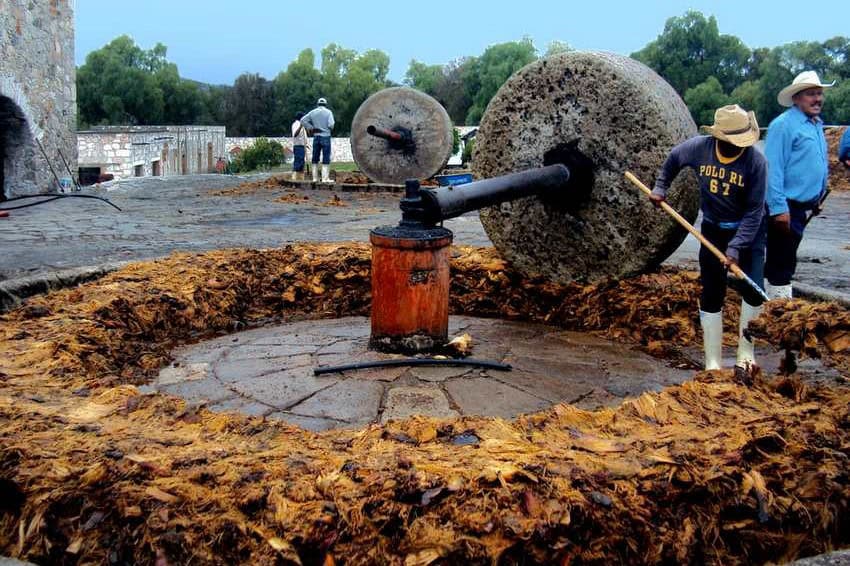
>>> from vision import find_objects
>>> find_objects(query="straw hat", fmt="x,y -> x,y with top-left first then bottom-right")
701,105 -> 760,148
777,71 -> 835,107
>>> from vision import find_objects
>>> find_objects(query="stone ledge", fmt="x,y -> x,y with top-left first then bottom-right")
0,263 -> 125,312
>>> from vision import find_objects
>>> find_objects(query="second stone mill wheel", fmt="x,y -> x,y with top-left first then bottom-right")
474,51 -> 699,283
351,87 -> 454,185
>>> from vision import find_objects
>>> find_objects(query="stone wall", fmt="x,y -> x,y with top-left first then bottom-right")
78,126 -> 226,180
226,137 -> 354,163
0,0 -> 76,199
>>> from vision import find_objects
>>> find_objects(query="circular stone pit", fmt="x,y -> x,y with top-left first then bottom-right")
154,315 -> 692,430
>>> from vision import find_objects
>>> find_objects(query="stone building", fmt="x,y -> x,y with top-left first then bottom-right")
1,0 -> 76,200
226,136 -> 354,163
77,126 -> 226,183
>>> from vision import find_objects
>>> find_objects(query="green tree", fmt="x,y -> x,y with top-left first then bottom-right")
435,57 -> 478,125
226,73 -> 274,136
318,43 -> 357,117
631,11 -> 750,94
77,35 -> 166,126
312,45 -> 390,135
544,40 -> 572,57
729,81 -> 762,118
199,84 -> 232,126
77,35 -> 210,127
156,65 -> 205,124
684,77 -> 731,126
465,38 -> 537,125
272,49 -> 323,133
823,36 -> 850,77
404,60 -> 443,94
337,48 -> 391,133
825,81 -> 850,124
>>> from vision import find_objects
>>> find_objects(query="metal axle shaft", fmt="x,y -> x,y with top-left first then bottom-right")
418,164 -> 571,224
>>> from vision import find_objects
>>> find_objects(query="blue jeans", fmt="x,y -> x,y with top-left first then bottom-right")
292,145 -> 305,171
312,136 -> 332,165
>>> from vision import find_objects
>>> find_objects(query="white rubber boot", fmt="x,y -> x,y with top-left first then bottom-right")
765,283 -> 792,300
311,165 -> 319,183
736,300 -> 762,368
321,164 -> 333,184
699,310 -> 723,370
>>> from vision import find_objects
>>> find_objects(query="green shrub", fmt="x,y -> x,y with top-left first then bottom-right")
462,138 -> 475,165
232,138 -> 286,172
452,128 -> 461,156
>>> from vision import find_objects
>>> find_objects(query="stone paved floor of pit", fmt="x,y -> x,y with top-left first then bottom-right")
153,316 -> 695,431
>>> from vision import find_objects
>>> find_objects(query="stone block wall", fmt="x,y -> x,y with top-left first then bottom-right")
226,137 -> 354,163
0,0 -> 76,199
78,126 -> 226,181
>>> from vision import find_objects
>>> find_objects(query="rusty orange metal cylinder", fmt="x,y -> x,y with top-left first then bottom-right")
369,225 -> 453,353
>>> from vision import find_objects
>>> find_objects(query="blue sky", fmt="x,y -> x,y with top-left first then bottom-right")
75,0 -> 848,85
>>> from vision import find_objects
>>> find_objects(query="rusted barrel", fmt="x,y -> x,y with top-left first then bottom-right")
369,225 -> 453,353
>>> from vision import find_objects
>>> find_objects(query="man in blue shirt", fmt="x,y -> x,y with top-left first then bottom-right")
301,97 -> 336,184
764,71 -> 835,299
839,127 -> 850,168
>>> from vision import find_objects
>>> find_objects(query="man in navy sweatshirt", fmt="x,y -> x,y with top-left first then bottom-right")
650,105 -> 766,373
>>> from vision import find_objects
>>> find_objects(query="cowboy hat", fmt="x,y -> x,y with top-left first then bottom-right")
701,104 -> 760,148
777,71 -> 835,107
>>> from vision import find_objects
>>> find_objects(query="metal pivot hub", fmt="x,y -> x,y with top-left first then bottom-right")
369,179 -> 454,354
370,167 -> 572,354
366,125 -> 415,154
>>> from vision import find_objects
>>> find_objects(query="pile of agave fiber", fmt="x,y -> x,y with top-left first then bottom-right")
1,244 -> 848,565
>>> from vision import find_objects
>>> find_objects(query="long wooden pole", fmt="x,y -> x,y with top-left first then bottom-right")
625,171 -> 769,303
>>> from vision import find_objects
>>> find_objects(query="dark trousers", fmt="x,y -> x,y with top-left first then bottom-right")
292,145 -> 305,172
700,219 -> 766,313
311,136 -> 331,165
765,203 -> 811,286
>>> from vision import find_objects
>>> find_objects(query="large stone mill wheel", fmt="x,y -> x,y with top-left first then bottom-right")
351,87 -> 453,185
474,51 -> 699,283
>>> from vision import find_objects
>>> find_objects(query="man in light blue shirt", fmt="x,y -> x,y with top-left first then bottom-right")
301,97 -> 336,183
764,71 -> 835,299
840,127 -> 850,168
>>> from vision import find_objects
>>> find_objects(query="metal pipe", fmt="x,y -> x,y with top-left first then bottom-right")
314,357 -> 512,376
367,125 -> 404,142
419,163 -> 570,223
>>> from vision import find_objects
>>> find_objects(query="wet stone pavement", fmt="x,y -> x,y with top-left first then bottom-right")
151,316 -> 694,431
1,174 -> 848,295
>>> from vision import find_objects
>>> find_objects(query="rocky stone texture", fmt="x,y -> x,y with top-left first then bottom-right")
0,0 -> 76,198
350,87 -> 453,184
156,315 -> 695,431
474,51 -> 698,283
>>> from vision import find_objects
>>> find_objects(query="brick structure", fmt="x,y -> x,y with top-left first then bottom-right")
77,126 -> 226,183
0,0 -> 76,200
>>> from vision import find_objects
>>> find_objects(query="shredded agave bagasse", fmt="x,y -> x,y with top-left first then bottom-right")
1,244 -> 848,565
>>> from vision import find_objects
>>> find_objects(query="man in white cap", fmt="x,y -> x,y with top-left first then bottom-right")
300,97 -> 336,183
764,71 -> 835,299
650,105 -> 767,374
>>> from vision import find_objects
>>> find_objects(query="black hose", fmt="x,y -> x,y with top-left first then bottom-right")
0,193 -> 122,212
314,357 -> 512,376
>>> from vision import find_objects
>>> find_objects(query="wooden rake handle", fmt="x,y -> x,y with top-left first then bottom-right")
624,171 -> 769,303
